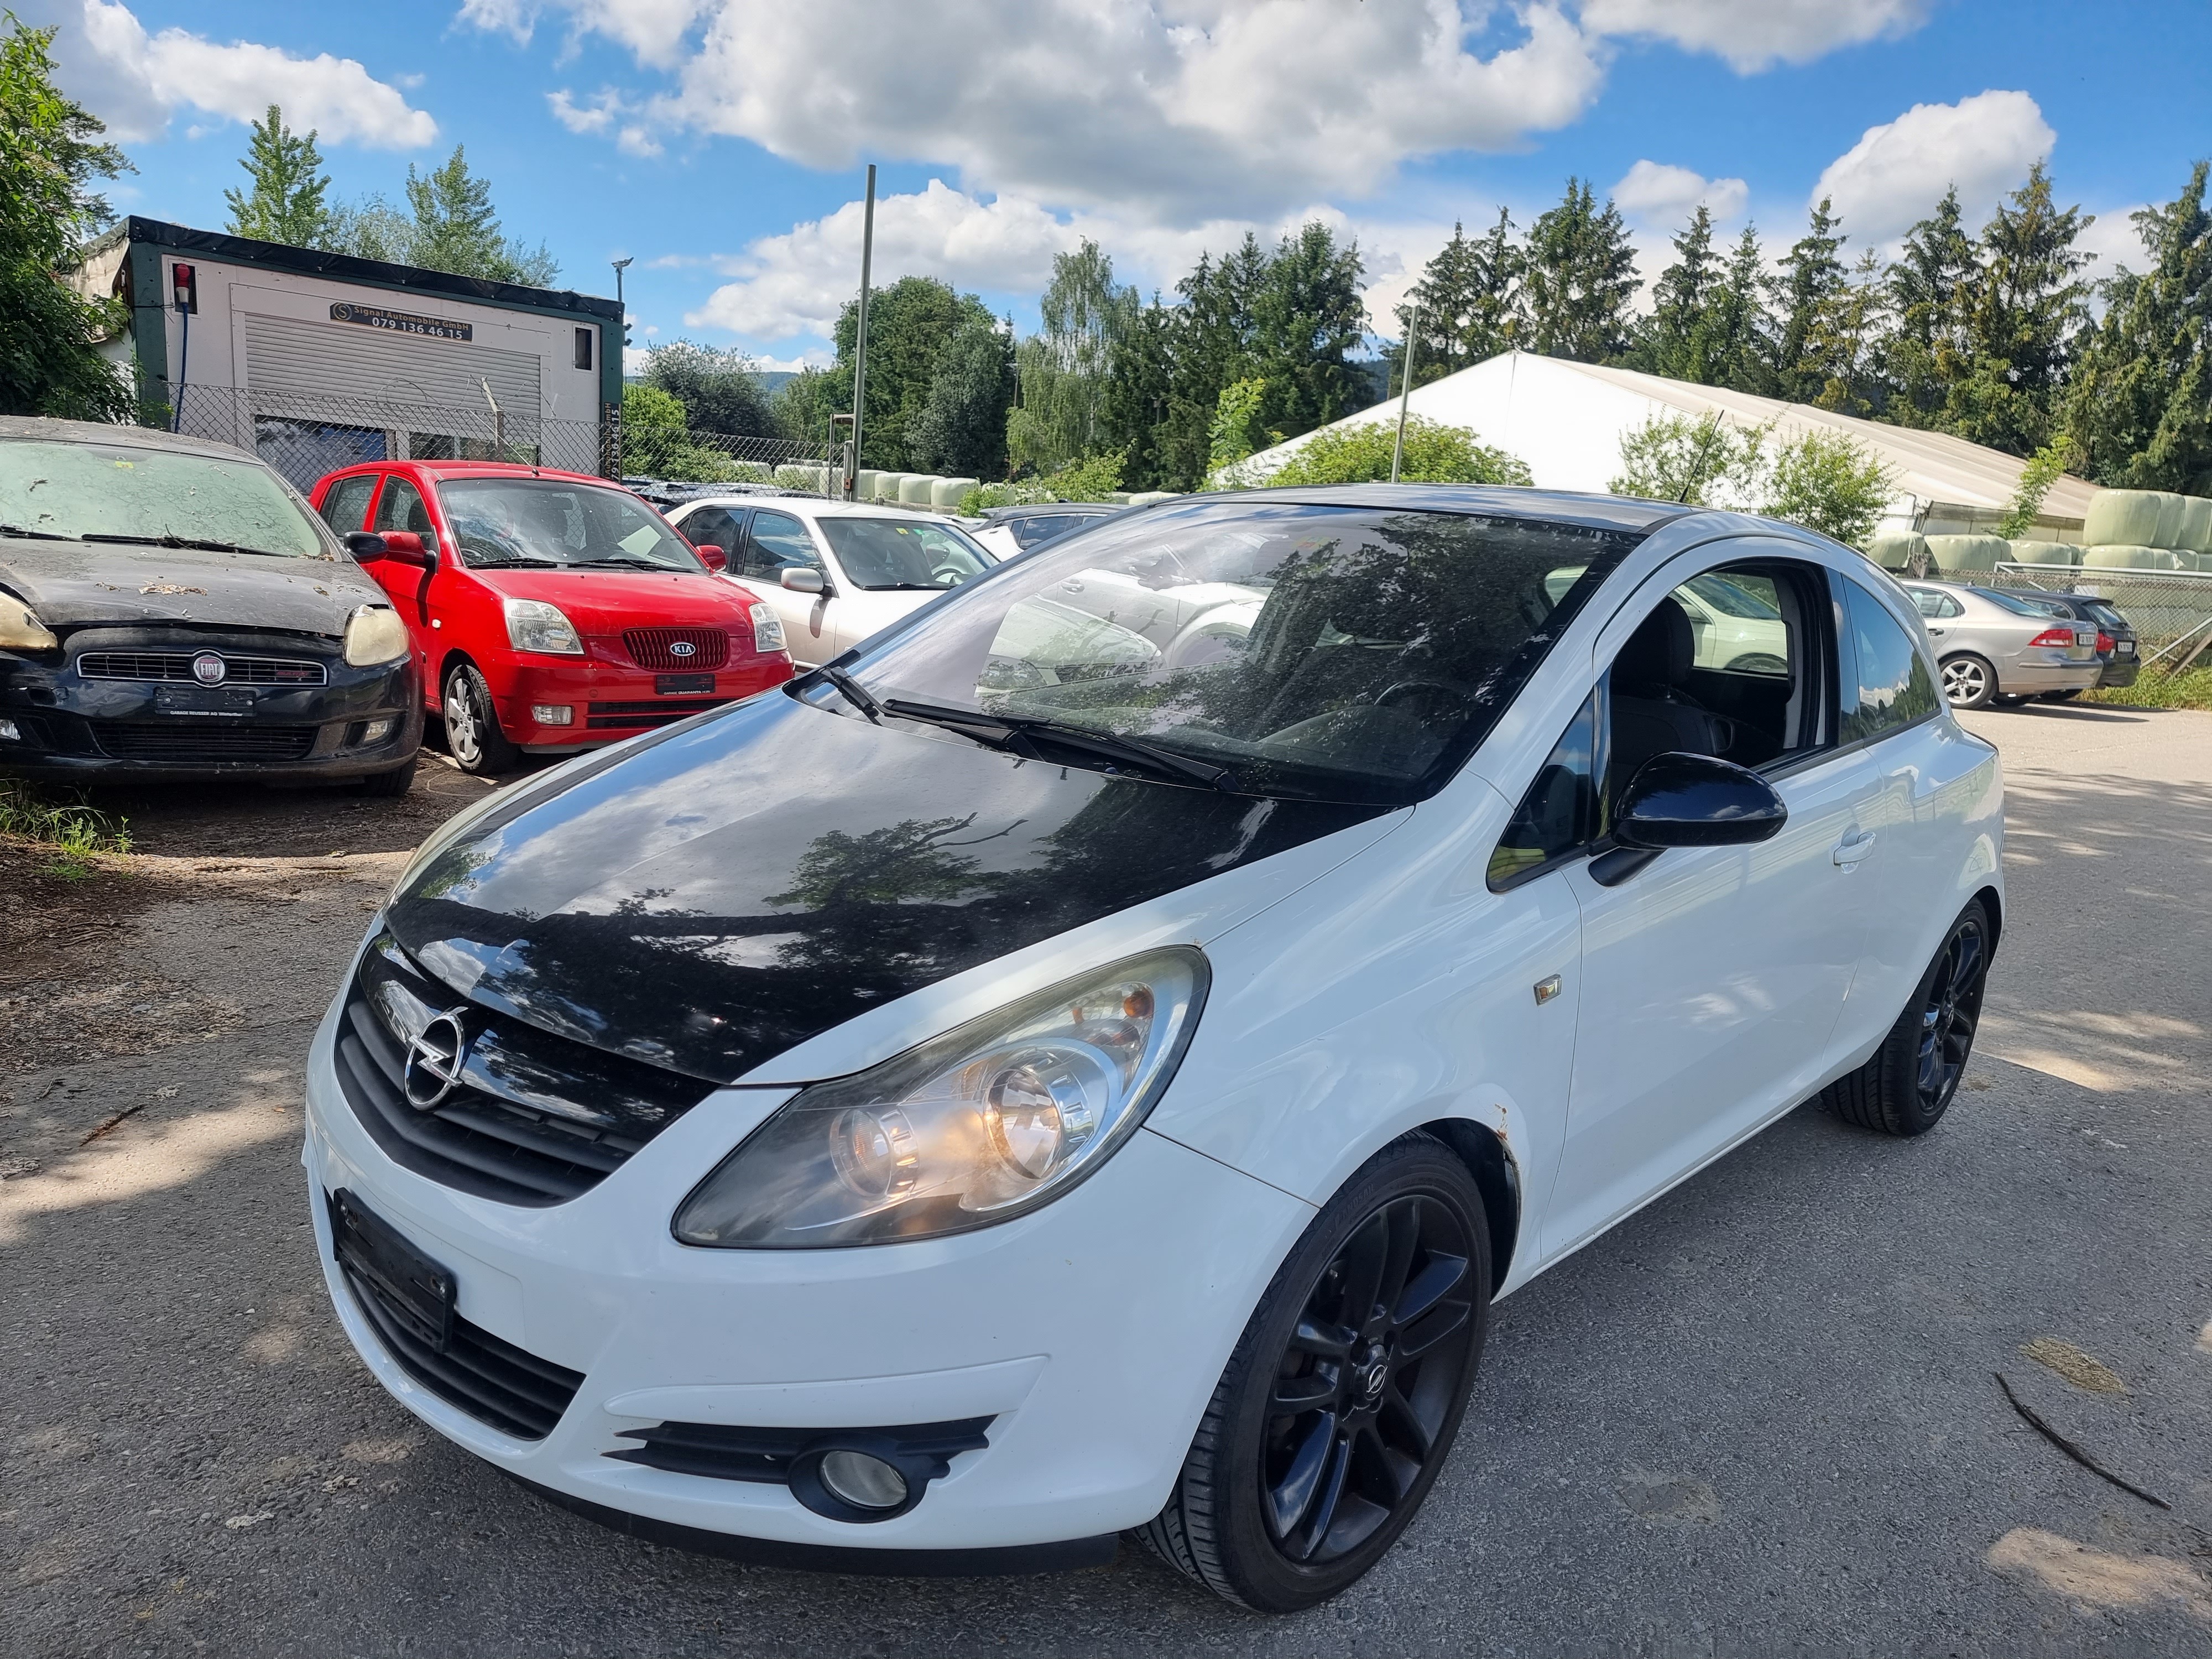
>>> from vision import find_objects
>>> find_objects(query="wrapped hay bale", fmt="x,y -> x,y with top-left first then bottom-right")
2081,544 -> 2164,570
2177,496 -> 2212,554
929,477 -> 978,509
2082,489 -> 2166,547
870,471 -> 913,503
1127,491 -> 1181,506
2154,492 -> 2190,549
1865,530 -> 1929,572
899,475 -> 939,505
2007,540 -> 2078,567
854,468 -> 883,501
1924,534 -> 2008,575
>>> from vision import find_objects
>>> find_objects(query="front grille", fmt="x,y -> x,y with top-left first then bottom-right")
332,1209 -> 585,1440
92,723 -> 319,761
586,698 -> 730,729
77,651 -> 327,685
608,1418 -> 993,1484
334,933 -> 712,1206
624,628 -> 731,671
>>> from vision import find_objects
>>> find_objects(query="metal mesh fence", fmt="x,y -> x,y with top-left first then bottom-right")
1992,562 -> 2212,667
159,383 -> 604,495
614,419 -> 833,491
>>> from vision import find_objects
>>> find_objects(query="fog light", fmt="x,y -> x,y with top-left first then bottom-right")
530,704 -> 574,726
817,1450 -> 908,1511
0,717 -> 18,742
361,717 -> 397,745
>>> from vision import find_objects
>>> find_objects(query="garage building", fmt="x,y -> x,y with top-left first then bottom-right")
70,218 -> 624,490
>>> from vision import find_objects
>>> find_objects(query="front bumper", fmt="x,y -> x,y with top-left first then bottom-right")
490,656 -> 791,748
300,986 -> 1312,1554
1,628 -> 420,781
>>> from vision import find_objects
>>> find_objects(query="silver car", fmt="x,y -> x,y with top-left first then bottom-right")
1901,580 -> 2103,708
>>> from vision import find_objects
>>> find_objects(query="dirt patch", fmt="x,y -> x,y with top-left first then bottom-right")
2022,1336 -> 2130,1395
0,977 -> 244,1073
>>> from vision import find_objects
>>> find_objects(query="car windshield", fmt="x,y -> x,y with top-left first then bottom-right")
2081,601 -> 2126,630
817,517 -> 994,589
842,500 -> 1641,805
436,478 -> 702,571
0,436 -> 329,557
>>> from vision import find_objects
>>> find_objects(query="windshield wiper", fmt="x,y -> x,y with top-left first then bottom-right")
880,698 -> 1238,792
79,531 -> 296,557
810,663 -> 882,723
568,556 -> 674,570
0,523 -> 80,541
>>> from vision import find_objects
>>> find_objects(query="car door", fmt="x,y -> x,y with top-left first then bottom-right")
680,504 -> 748,571
732,508 -> 834,666
317,472 -> 379,539
1543,544 -> 1879,1259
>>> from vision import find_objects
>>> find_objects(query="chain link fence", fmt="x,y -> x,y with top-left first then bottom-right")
614,416 -> 834,492
1992,561 -> 2212,669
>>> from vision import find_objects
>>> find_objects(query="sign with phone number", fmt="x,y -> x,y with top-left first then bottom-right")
329,301 -> 472,341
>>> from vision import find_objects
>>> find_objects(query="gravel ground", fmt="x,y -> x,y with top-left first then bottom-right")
4,704 -> 2210,1658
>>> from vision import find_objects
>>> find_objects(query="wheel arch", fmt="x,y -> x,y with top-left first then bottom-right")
1973,883 -> 2003,950
1415,1117 -> 1520,1295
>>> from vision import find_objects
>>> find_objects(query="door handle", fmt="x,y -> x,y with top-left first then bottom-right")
1833,831 -> 1877,867
1927,627 -> 1945,635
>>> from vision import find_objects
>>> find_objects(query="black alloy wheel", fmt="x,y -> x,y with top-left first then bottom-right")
1822,898 -> 1991,1136
1142,1136 -> 1490,1611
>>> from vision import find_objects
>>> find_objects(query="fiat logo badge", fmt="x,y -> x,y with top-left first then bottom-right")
669,640 -> 696,658
402,1010 -> 469,1109
191,652 -> 227,685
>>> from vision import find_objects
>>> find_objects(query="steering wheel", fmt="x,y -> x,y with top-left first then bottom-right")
930,561 -> 967,587
1375,679 -> 1475,712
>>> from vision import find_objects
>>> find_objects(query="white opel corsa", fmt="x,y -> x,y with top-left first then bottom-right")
304,487 -> 2003,1611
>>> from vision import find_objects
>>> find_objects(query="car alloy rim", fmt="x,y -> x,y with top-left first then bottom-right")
1917,917 -> 1986,1112
1262,1192 -> 1476,1566
1942,660 -> 1985,703
446,677 -> 481,763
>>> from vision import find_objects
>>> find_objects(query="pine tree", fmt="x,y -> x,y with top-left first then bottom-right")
1522,179 -> 1639,363
1882,187 -> 1979,429
2064,163 -> 2212,491
1807,249 -> 1888,415
1702,226 -> 1774,393
1944,163 -> 2094,454
1100,294 -> 1178,489
1248,221 -> 1367,436
336,148 -> 557,285
1390,209 -> 1523,390
222,105 -> 332,247
1770,197 -> 1850,404
1636,205 -> 1721,382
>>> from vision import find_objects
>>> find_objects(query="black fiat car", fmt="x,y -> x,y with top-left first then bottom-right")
0,416 -> 420,791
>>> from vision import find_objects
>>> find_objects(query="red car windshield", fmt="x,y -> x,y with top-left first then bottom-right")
437,478 -> 702,573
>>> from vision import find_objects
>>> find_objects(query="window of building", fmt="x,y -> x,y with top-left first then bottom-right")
573,327 -> 594,371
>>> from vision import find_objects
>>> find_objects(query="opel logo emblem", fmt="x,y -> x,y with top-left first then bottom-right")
403,1010 -> 469,1109
669,640 -> 696,658
191,652 -> 227,685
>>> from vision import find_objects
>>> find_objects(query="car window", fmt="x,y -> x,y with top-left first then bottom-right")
435,478 -> 700,572
685,505 -> 744,556
0,435 -> 331,557
319,474 -> 378,534
1840,578 -> 1940,745
2083,601 -> 2126,630
1974,585 -> 2065,618
372,475 -> 439,553
745,511 -> 821,580
851,499 -> 1642,806
818,517 -> 994,590
1488,690 -> 1600,889
1012,514 -> 1079,550
1906,587 -> 1963,619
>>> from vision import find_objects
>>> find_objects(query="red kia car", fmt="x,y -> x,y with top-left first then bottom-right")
310,462 -> 792,773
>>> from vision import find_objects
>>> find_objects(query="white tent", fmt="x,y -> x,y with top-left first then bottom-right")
1239,352 -> 2098,538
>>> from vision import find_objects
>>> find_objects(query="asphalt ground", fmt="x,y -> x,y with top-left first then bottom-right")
4,704 -> 2210,1658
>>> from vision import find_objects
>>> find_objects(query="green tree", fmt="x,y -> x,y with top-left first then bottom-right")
1769,197 -> 1851,404
222,105 -> 332,247
644,340 -> 776,438
1246,221 -> 1368,436
1882,186 -> 1979,428
1635,206 -> 1723,382
910,314 -> 1016,477
621,383 -> 743,482
1204,376 -> 1274,485
1099,294 -> 1178,489
832,275 -> 998,470
1944,164 -> 2094,454
0,15 -> 134,421
772,366 -> 843,448
1702,225 -> 1774,393
1996,432 -> 2072,538
338,147 -> 557,285
1007,240 -> 1136,474
1522,179 -> 1639,363
1609,411 -> 1767,505
1387,210 -> 1524,391
1261,415 -> 1531,487
1760,429 -> 1896,546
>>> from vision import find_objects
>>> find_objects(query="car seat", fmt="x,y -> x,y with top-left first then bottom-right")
1608,598 -> 1734,787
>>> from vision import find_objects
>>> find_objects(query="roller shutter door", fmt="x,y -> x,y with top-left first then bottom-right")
241,311 -> 541,427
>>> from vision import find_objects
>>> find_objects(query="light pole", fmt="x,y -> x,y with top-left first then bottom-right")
612,256 -> 634,354
1390,300 -> 1420,485
847,165 -> 877,502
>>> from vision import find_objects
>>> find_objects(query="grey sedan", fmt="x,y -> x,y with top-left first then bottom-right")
1901,581 -> 2104,708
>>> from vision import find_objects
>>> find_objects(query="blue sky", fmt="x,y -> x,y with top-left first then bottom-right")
28,1 -> 2212,371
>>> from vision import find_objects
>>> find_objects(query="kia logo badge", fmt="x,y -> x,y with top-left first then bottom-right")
191,652 -> 227,685
402,1010 -> 469,1109
669,640 -> 696,658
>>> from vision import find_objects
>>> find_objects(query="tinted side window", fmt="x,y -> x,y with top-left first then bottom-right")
1488,691 -> 1600,890
686,505 -> 744,556
1840,578 -> 1939,744
372,476 -> 437,550
745,511 -> 820,579
319,474 -> 377,533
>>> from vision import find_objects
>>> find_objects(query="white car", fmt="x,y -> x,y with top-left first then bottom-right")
304,486 -> 2002,1612
664,496 -> 998,669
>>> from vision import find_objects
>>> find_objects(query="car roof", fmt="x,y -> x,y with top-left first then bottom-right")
0,414 -> 267,463
1198,483 -> 1691,534
679,496 -> 965,525
982,502 -> 1120,520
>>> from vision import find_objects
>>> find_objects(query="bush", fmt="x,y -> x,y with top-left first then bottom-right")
958,450 -> 1126,513
1761,429 -> 1896,547
1609,411 -> 1764,506
1608,413 -> 1896,547
620,384 -> 742,482
1259,416 -> 1532,488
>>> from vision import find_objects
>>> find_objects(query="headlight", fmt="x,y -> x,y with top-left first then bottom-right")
503,597 -> 583,655
748,602 -> 786,654
342,605 -> 409,666
0,593 -> 59,653
674,947 -> 1208,1249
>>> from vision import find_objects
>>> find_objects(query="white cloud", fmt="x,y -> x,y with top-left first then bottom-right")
1580,0 -> 1928,73
470,0 -> 1607,225
30,0 -> 435,147
1611,160 -> 1747,225
547,86 -> 661,154
2077,205 -> 2151,274
1812,90 -> 2054,245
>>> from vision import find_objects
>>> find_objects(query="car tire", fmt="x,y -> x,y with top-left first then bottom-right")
2039,688 -> 2082,703
357,758 -> 416,797
1139,1133 -> 1490,1613
441,664 -> 521,776
1821,898 -> 1991,1137
1939,654 -> 1997,709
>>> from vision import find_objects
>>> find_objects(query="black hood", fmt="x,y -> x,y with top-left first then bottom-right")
0,541 -> 385,634
386,692 -> 1389,1082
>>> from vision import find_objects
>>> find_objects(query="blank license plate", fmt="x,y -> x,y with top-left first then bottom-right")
655,673 -> 714,694
330,1188 -> 456,1352
154,685 -> 257,716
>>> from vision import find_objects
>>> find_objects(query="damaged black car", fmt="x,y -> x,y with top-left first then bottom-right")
0,416 -> 421,792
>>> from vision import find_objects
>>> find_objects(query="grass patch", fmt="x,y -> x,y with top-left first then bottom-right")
0,778 -> 132,879
2081,664 -> 2212,711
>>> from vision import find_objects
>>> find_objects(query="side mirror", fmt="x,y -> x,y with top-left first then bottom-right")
692,540 -> 728,572
1614,752 -> 1787,849
780,566 -> 826,594
348,530 -> 430,566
